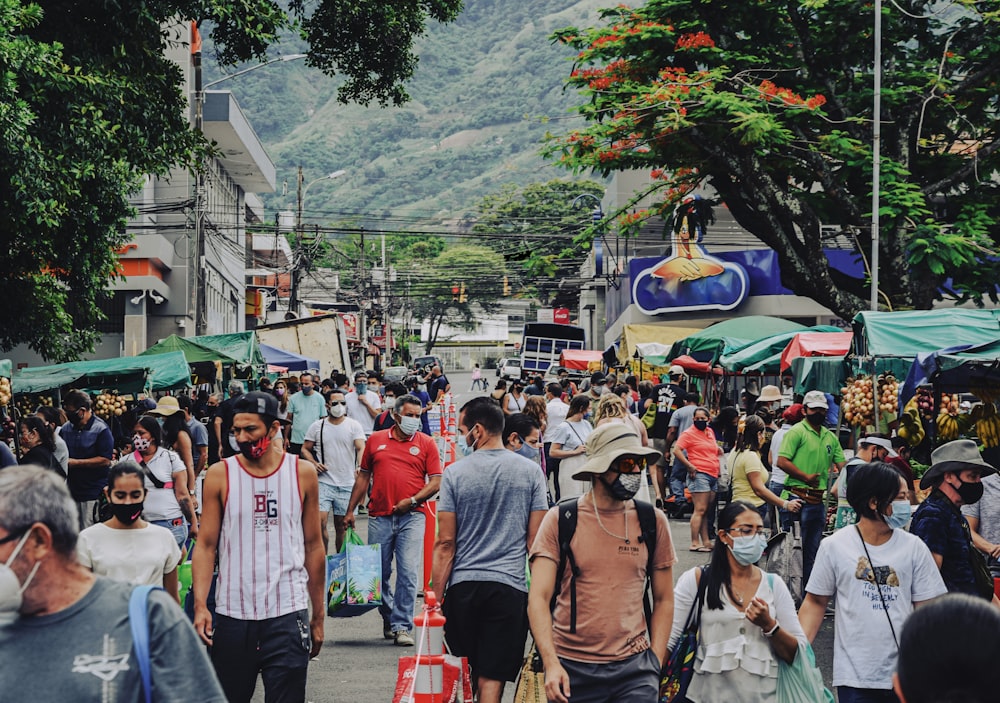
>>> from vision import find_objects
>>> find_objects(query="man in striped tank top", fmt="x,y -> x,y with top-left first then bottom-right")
192,392 -> 326,702
346,393 -> 442,646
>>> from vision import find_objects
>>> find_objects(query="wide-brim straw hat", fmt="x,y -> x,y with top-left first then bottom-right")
571,423 -> 662,480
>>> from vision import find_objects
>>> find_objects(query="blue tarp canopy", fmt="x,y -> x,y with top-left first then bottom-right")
260,344 -> 320,372
899,340 -> 1000,410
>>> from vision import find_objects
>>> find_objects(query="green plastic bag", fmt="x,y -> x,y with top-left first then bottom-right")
176,538 -> 195,605
777,642 -> 835,703
327,527 -> 382,617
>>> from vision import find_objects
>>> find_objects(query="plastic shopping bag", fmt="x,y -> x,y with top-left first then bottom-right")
777,642 -> 835,703
326,527 -> 382,617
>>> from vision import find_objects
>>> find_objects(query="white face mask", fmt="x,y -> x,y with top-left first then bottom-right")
0,530 -> 41,626
398,416 -> 422,436
382,398 -> 395,411
329,404 -> 346,418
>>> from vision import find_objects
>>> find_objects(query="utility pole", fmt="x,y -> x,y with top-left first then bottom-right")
382,232 -> 392,366
192,22 -> 207,336
289,165 -> 304,317
359,229 -> 367,367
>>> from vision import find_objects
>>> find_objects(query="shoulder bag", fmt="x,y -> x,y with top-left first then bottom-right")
659,566 -> 708,703
512,638 -> 545,703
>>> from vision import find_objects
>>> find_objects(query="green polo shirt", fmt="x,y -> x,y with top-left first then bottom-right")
778,420 -> 845,491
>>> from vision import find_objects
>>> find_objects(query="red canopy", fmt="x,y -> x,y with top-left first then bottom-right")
559,349 -> 604,371
670,355 -> 724,376
780,332 -> 852,371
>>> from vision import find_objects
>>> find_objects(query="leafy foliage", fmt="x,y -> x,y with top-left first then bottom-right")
545,0 -> 1000,318
472,179 -> 605,307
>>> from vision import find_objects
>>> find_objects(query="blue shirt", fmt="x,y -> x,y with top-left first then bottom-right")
909,490 -> 979,595
288,390 -> 327,445
61,415 -> 114,501
438,449 -> 549,591
186,418 -> 209,447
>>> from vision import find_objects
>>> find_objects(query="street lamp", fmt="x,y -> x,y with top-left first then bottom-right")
289,169 -> 347,315
203,54 -> 308,90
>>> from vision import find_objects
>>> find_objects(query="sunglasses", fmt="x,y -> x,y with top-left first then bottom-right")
329,401 -> 347,406
0,526 -> 29,546
613,457 -> 647,474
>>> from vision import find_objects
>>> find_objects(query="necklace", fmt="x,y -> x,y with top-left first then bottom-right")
729,572 -> 756,607
591,492 -> 629,544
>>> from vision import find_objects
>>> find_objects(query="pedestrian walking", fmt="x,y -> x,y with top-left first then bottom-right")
547,395 -> 594,501
287,372 -> 327,454
60,388 -> 114,529
129,416 -> 198,548
672,406 -> 723,552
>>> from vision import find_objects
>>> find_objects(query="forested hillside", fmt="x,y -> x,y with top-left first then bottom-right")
204,0 -> 608,227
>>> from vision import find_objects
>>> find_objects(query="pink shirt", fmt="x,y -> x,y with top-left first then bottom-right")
675,426 -> 720,477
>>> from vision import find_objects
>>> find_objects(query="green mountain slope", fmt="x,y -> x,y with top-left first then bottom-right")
207,0 -> 609,227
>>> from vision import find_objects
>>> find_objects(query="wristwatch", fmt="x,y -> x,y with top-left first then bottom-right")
410,496 -> 421,508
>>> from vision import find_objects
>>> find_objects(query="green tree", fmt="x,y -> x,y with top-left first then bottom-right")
546,0 -> 1000,319
406,244 -> 505,354
2,0 -> 461,361
472,179 -> 606,307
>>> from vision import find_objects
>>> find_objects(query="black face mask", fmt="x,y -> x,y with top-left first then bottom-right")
956,479 -> 984,504
806,412 -> 824,427
693,419 -> 709,431
110,501 -> 143,525
603,472 -> 642,501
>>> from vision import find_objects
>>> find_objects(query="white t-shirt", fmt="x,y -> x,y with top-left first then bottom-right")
131,449 -> 186,521
767,423 -> 793,484
345,390 -> 381,435
304,416 -> 365,486
546,398 -> 570,432
805,526 -> 947,689
77,522 -> 181,588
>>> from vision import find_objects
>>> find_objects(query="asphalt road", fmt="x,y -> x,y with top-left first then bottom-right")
251,369 -> 835,702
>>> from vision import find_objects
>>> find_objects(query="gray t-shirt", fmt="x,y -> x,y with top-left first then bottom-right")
186,418 -> 209,448
963,473 -> 1000,572
0,576 -> 225,702
668,404 -> 697,436
438,448 -> 549,592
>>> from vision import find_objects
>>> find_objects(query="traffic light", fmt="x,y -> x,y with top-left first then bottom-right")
451,284 -> 460,301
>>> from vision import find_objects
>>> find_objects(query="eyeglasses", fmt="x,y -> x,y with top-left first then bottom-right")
727,526 -> 766,537
613,457 -> 647,474
329,401 -> 347,406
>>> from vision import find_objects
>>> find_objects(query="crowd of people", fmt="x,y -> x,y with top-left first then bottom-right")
2,361 -> 1000,703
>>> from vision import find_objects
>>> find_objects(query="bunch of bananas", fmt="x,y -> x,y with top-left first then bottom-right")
898,396 -> 926,447
973,401 -> 1000,448
937,410 -> 961,441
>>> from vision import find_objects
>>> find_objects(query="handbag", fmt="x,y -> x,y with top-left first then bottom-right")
777,641 -> 835,703
658,566 -> 708,703
762,517 -> 803,606
326,526 -> 382,617
512,640 -> 545,703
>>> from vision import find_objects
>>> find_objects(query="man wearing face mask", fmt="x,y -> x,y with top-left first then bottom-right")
345,394 -> 442,646
192,392 -> 326,702
776,390 -> 846,596
502,413 -> 543,467
910,440 -> 999,600
528,424 -> 675,703
432,398 -> 549,703
60,389 -> 115,530
286,372 -> 327,456
373,382 -> 406,432
301,391 -> 366,552
831,434 -> 898,530
346,370 -> 381,437
0,465 -> 226,702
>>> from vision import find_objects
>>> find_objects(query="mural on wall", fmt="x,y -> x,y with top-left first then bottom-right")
631,197 -> 749,314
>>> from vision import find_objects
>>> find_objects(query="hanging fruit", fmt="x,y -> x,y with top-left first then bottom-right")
94,391 -> 127,419
0,377 -> 10,407
840,375 -> 876,428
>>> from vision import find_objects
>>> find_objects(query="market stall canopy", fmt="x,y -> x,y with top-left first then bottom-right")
669,316 -> 808,365
792,356 -> 848,396
141,332 -> 265,368
898,340 -> 1000,407
560,349 -> 604,372
619,324 -> 704,363
635,342 -> 673,366
780,332 -> 853,372
671,354 -> 723,376
852,310 -> 1000,358
0,359 -> 11,378
12,351 -> 191,395
718,326 -> 842,374
260,344 -> 320,373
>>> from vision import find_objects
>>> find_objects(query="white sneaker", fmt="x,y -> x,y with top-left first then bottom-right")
394,631 -> 415,647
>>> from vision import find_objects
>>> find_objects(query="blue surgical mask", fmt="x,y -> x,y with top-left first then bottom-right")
728,534 -> 767,566
884,500 -> 912,530
398,416 -> 421,436
456,430 -> 474,457
356,382 -> 367,395
515,437 -> 539,461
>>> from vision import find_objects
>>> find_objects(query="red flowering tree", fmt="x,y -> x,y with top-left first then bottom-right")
546,0 -> 1000,318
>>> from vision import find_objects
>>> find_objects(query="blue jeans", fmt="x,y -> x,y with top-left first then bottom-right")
151,518 -> 188,548
368,511 -> 424,634
669,462 -> 688,504
769,481 -> 794,532
798,501 -> 826,595
837,686 -> 899,703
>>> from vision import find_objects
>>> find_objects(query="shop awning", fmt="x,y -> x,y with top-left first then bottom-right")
780,332 -> 853,371
141,332 -> 265,368
0,359 -> 11,379
898,340 -> 1000,407
792,356 -> 848,396
718,326 -> 842,374
852,310 -> 1000,358
619,324 -> 704,364
671,355 -> 724,376
12,351 -> 192,395
260,344 -> 320,372
669,316 -> 808,365
560,349 -> 604,372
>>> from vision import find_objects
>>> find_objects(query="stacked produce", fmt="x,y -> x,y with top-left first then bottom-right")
915,387 -> 935,422
936,393 -> 961,441
94,391 -> 126,419
970,387 -> 1000,448
898,396 -> 926,447
16,394 -> 53,417
841,376 -> 876,428
0,377 -> 10,406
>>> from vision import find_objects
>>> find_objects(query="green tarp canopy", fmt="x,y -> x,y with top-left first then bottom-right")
141,332 -> 265,368
0,359 -> 11,379
669,316 -> 809,366
718,326 -> 843,374
792,356 -> 848,396
12,351 -> 192,395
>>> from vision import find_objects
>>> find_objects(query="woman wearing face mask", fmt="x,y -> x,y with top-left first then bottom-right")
18,416 -> 66,478
272,380 -> 290,421
669,501 -> 807,702
730,414 -> 802,522
798,463 -> 947,703
673,407 -> 724,552
548,395 -> 594,501
523,396 -> 548,473
76,462 -> 182,600
503,381 -> 528,416
128,416 -> 198,547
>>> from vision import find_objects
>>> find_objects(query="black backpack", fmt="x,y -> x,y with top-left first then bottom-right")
552,496 -> 659,633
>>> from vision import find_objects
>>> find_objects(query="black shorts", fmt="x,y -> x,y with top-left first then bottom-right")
442,581 -> 529,683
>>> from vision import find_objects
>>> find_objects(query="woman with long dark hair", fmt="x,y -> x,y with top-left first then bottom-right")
669,501 -> 805,701
18,416 -> 65,477
548,394 -> 594,501
730,414 -> 801,521
148,397 -> 197,503
798,463 -> 947,703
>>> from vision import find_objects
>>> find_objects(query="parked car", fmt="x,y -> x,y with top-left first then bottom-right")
382,366 -> 409,383
412,355 -> 444,374
500,358 -> 522,382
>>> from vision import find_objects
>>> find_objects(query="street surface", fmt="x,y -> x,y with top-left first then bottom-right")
251,369 -> 835,702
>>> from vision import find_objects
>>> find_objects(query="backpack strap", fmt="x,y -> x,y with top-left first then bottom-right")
129,584 -> 163,703
552,497 -> 581,633
635,499 -> 658,631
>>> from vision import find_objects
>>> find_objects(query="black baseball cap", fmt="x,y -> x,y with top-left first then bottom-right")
233,391 -> 279,423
